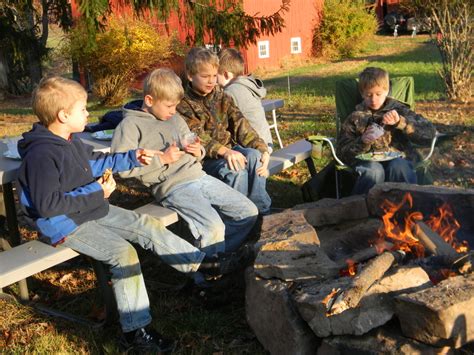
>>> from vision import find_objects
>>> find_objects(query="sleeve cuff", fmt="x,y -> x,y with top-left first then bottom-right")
396,116 -> 408,130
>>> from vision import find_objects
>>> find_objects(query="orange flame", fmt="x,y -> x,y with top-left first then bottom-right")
377,193 -> 425,258
339,259 -> 357,277
426,203 -> 468,253
322,288 -> 340,308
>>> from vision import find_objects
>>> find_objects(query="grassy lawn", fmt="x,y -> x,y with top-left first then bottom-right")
0,34 -> 472,353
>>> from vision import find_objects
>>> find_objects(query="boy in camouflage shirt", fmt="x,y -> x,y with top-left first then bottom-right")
177,47 -> 271,215
337,67 -> 436,195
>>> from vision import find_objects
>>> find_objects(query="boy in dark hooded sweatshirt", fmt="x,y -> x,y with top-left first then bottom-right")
217,48 -> 273,153
17,76 -> 209,353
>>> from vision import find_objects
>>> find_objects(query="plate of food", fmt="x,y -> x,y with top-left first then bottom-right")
356,151 -> 404,162
91,130 -> 114,141
2,138 -> 21,160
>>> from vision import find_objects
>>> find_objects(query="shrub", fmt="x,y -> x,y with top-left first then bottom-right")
313,0 -> 378,59
66,16 -> 176,105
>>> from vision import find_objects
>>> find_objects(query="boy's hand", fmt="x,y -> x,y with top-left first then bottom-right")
136,148 -> 161,165
257,151 -> 270,177
382,110 -> 400,126
159,142 -> 185,165
98,174 -> 116,199
362,124 -> 385,144
184,136 -> 202,158
223,149 -> 247,171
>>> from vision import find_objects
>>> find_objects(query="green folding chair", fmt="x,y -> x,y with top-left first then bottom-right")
304,76 -> 441,201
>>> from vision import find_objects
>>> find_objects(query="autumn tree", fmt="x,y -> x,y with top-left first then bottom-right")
402,0 -> 472,102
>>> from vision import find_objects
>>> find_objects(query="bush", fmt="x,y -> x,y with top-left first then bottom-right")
313,0 -> 378,59
66,16 -> 177,105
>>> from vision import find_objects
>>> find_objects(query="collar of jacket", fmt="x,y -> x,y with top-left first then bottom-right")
356,97 -> 408,113
186,83 -> 224,102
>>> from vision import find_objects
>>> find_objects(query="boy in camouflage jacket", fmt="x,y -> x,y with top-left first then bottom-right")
177,47 -> 271,215
337,67 -> 436,195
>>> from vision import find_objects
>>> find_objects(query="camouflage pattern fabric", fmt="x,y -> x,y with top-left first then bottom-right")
177,85 -> 268,159
337,97 -> 436,165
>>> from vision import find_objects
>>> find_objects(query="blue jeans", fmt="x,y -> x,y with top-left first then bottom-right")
352,158 -> 417,195
202,146 -> 272,215
161,175 -> 258,255
62,205 -> 205,332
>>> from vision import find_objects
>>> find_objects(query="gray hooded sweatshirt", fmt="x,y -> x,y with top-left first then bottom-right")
224,75 -> 273,153
111,106 -> 205,200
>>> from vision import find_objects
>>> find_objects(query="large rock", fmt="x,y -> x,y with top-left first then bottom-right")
367,183 -> 474,245
245,268 -> 319,355
318,321 -> 452,355
294,266 -> 431,337
293,195 -> 369,227
255,210 -> 338,281
395,273 -> 474,348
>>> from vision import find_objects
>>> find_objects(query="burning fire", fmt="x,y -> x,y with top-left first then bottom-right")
377,193 -> 468,257
339,259 -> 357,277
426,203 -> 468,253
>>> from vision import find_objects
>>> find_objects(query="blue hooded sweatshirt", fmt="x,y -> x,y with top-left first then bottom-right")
17,123 -> 141,245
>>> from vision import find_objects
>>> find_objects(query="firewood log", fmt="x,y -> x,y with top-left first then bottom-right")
327,250 -> 404,316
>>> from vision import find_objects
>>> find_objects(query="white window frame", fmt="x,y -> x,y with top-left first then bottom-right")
258,40 -> 270,58
205,44 -> 221,53
290,37 -> 302,54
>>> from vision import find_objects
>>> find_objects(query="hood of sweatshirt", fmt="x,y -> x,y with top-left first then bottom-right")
18,123 -> 70,159
231,75 -> 267,100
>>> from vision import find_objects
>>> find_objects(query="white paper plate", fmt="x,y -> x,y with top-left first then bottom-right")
356,151 -> 404,162
91,130 -> 114,141
3,150 -> 21,160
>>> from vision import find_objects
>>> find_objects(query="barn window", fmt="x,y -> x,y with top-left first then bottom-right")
291,37 -> 302,54
258,40 -> 270,58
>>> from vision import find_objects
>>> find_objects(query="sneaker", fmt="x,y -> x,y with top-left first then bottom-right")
120,327 -> 175,353
199,245 -> 254,277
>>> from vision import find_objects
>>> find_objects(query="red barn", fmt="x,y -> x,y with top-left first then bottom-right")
70,0 -> 322,74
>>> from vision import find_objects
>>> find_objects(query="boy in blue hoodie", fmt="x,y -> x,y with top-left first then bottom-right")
17,76 -> 208,353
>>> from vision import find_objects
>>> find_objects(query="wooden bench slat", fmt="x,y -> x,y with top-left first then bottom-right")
0,240 -> 79,288
268,139 -> 312,175
134,203 -> 179,226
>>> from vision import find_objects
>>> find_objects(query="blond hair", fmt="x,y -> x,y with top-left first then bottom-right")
185,47 -> 219,77
32,76 -> 87,127
358,67 -> 389,93
143,68 -> 184,102
218,48 -> 245,76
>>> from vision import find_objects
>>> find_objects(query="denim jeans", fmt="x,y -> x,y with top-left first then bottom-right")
62,205 -> 205,332
352,157 -> 417,195
161,174 -> 258,256
202,146 -> 271,215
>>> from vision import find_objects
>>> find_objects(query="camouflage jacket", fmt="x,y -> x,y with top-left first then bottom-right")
177,85 -> 268,159
337,97 -> 436,165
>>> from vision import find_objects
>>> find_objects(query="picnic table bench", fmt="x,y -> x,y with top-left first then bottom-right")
0,112 -> 315,311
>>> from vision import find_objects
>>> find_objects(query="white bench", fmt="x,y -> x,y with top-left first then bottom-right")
0,204 -> 179,291
0,139 -> 314,292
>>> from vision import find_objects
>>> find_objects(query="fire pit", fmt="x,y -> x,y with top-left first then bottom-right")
246,182 -> 474,354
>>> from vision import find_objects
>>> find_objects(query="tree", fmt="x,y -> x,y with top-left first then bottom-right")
0,0 -> 72,95
402,0 -> 472,102
0,0 -> 290,95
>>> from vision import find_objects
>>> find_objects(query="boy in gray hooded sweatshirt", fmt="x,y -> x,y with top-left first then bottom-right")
217,48 -> 274,153
111,68 -> 258,278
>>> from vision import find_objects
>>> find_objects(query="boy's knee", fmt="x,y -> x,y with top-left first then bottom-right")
357,162 -> 385,182
115,243 -> 140,268
242,148 -> 261,165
